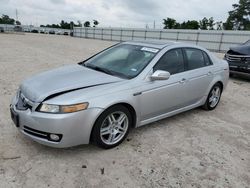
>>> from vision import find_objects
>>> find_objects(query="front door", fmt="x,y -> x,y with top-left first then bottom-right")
137,48 -> 188,121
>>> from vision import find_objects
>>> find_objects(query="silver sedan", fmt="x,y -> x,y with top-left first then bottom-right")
10,41 -> 229,149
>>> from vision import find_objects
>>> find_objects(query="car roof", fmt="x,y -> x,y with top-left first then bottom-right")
122,40 -> 210,53
123,40 -> 178,49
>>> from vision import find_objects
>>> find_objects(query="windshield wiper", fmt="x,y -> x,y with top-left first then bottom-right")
83,63 -> 130,79
83,64 -> 115,76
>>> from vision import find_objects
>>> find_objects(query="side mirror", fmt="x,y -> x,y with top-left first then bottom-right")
150,70 -> 170,81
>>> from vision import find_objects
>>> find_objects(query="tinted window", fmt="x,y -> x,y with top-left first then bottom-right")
184,48 -> 206,70
153,49 -> 185,75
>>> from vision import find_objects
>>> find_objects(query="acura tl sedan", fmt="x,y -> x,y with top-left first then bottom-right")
10,41 -> 229,149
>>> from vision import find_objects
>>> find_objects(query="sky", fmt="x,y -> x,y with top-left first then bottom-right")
0,0 -> 238,28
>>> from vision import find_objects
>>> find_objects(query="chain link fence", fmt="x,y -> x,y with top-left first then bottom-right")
73,27 -> 250,52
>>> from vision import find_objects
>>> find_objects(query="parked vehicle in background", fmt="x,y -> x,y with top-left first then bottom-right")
49,30 -> 55,34
0,27 -> 4,32
40,29 -> 46,34
63,31 -> 69,35
10,41 -> 229,149
14,26 -> 22,32
31,29 -> 39,33
23,28 -> 31,32
225,40 -> 250,76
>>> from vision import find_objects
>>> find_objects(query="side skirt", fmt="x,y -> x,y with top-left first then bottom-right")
138,97 -> 206,127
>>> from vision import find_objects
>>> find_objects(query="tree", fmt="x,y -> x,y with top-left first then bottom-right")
199,17 -> 209,30
84,21 -> 90,27
93,20 -> 99,27
208,17 -> 215,30
16,20 -> 21,25
182,20 -> 199,29
163,18 -> 177,29
216,21 -> 223,30
77,20 -> 82,27
60,20 -> 70,29
224,0 -> 250,30
0,14 -> 15,24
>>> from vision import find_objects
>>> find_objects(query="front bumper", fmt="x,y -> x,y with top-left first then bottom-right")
226,57 -> 250,75
10,102 -> 103,148
228,63 -> 250,75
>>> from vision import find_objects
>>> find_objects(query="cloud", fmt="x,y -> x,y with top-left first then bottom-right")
0,0 -> 238,28
49,0 -> 65,4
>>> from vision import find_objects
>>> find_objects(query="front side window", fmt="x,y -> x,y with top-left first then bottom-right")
184,48 -> 208,70
153,49 -> 185,75
83,44 -> 158,79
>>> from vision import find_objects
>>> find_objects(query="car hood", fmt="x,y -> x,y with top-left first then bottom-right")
230,45 -> 250,55
20,65 -> 123,102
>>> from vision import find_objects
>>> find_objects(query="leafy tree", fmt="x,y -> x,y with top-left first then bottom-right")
216,21 -> 223,30
163,18 -> 177,29
93,20 -> 99,27
182,20 -> 199,29
163,18 -> 199,29
208,17 -> 215,30
84,21 -> 90,27
16,20 -> 21,25
60,20 -> 70,29
0,14 -> 15,24
199,17 -> 209,30
224,0 -> 250,30
77,20 -> 82,27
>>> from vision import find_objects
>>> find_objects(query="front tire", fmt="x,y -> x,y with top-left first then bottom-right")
91,105 -> 132,149
202,83 -> 222,110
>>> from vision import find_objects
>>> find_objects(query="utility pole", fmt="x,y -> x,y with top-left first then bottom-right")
153,20 -> 155,29
15,9 -> 18,24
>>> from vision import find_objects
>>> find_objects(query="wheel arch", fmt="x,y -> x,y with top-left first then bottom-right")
216,81 -> 224,92
89,102 -> 137,143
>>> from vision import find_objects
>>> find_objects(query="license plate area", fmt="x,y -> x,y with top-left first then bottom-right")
10,107 -> 19,127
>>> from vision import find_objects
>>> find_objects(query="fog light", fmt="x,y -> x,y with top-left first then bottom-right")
49,134 -> 60,141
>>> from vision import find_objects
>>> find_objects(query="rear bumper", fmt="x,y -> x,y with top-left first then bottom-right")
10,103 -> 103,148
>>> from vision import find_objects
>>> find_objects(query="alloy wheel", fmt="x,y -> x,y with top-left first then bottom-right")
208,86 -> 221,108
100,111 -> 129,145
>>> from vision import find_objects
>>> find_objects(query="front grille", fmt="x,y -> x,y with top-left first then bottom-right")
23,126 -> 62,142
225,54 -> 250,63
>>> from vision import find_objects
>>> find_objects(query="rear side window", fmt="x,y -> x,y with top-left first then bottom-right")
153,49 -> 185,75
203,51 -> 213,66
184,48 -> 208,70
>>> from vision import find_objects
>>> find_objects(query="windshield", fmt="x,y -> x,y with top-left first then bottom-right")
83,44 -> 159,79
243,39 -> 250,45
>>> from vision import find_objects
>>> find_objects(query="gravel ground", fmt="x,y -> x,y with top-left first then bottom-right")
0,33 -> 249,188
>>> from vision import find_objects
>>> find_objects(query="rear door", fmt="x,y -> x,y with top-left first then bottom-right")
182,48 -> 214,105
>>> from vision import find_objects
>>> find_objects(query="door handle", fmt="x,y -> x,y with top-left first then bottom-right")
207,71 -> 212,76
179,78 -> 186,84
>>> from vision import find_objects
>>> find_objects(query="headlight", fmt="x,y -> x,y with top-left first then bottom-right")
37,103 -> 89,113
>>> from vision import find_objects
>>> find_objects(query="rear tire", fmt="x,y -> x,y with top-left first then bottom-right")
91,105 -> 132,149
202,83 -> 222,111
